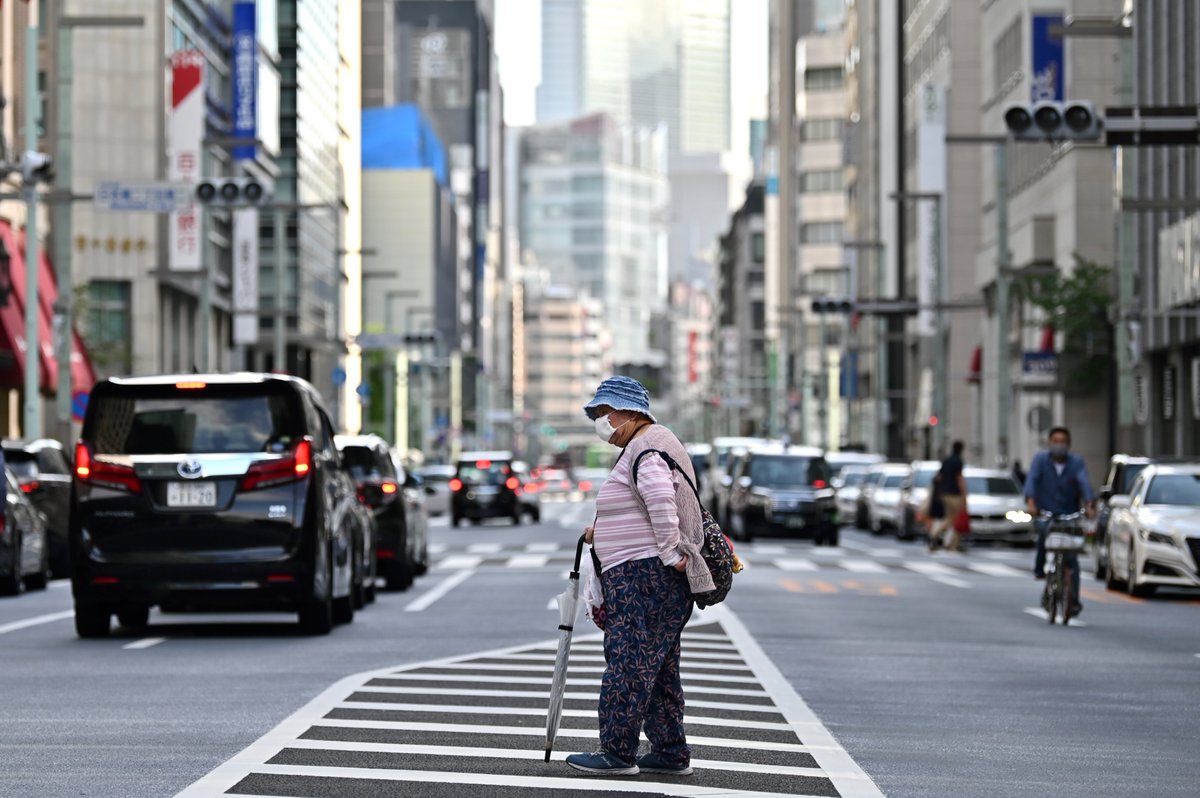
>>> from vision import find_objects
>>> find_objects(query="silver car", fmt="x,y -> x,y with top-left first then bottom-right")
1106,464 -> 1200,598
833,465 -> 873,526
417,464 -> 456,517
866,464 -> 912,534
898,461 -> 941,540
962,468 -> 1034,545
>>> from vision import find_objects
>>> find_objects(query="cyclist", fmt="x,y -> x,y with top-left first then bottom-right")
1023,427 -> 1096,616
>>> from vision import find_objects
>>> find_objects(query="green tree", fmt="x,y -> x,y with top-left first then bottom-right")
1014,255 -> 1113,394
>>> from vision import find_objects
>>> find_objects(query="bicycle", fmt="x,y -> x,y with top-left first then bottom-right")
1040,511 -> 1087,626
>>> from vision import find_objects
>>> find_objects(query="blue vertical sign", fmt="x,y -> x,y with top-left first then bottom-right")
231,2 -> 258,160
1030,13 -> 1064,102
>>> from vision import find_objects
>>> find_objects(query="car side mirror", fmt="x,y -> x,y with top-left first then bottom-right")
1108,494 -> 1131,510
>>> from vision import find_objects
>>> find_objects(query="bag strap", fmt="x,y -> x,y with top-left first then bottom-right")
631,448 -> 706,511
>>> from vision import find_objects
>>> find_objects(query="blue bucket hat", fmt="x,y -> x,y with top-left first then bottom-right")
583,376 -> 656,423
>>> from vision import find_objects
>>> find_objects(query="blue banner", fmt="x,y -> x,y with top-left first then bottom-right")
1030,14 -> 1064,102
232,2 -> 258,159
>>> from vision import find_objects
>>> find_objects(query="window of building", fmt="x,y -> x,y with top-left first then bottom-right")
800,169 -> 844,193
751,232 -> 765,263
86,280 -> 132,373
751,301 -> 765,330
573,227 -> 603,246
804,67 -> 844,92
802,118 -> 843,141
992,17 -> 1022,97
800,222 -> 844,244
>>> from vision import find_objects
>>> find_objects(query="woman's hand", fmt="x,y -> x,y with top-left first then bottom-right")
584,526 -> 594,544
673,554 -> 688,573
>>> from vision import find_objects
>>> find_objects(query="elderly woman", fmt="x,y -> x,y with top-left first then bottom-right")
566,376 -> 714,777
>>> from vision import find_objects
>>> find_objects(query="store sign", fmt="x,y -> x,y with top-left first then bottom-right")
1157,211 -> 1200,309
168,49 -> 205,271
1134,370 -> 1149,424
915,82 -> 946,338
1191,358 -> 1200,421
1021,351 -> 1058,386
232,209 -> 259,345
1163,365 -> 1176,421
231,2 -> 258,160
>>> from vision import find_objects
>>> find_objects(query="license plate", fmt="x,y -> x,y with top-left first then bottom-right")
167,481 -> 217,508
784,516 -> 806,528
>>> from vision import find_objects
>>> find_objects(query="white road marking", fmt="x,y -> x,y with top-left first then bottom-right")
355,683 -> 772,702
839,559 -> 889,574
435,555 -> 483,570
428,543 -> 448,554
966,562 -> 1027,577
749,544 -> 788,555
505,554 -> 549,568
837,538 -> 874,552
122,637 -> 166,650
901,560 -> 957,576
868,548 -> 904,558
420,662 -> 757,679
404,570 -> 474,613
370,673 -> 767,693
682,631 -> 735,642
467,542 -> 502,554
1023,607 -> 1088,627
524,542 -> 560,553
774,558 -> 819,571
929,575 -> 972,589
0,610 -> 74,636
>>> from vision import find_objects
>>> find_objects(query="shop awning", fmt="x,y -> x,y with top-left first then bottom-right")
0,219 -> 96,397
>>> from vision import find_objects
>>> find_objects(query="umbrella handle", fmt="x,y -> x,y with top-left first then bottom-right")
572,533 -> 587,577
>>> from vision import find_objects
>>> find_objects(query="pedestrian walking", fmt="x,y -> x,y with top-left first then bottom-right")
1024,427 -> 1096,616
565,376 -> 714,778
929,440 -> 967,552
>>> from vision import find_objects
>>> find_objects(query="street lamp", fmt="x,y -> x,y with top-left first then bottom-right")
891,191 -> 946,457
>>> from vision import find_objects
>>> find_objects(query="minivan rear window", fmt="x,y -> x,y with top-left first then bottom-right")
85,386 -> 302,455
457,460 -> 510,486
342,446 -> 391,480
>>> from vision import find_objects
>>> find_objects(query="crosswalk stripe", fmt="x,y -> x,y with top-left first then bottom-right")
839,559 -> 889,573
524,542 -> 560,552
435,555 -> 484,570
966,562 -> 1027,577
505,554 -> 549,568
774,558 -> 819,571
902,560 -> 958,576
467,542 -> 503,554
398,664 -> 761,682
356,682 -> 771,699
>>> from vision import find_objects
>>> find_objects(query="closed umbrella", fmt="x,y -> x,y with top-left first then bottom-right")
545,533 -> 587,762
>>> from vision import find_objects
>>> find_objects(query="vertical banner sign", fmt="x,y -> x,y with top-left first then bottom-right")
688,331 -> 698,384
231,2 -> 258,160
169,50 -> 205,271
1191,357 -> 1200,421
915,83 -> 947,338
232,209 -> 260,345
1031,14 -> 1065,102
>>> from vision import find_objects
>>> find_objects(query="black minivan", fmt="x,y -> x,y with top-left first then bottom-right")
451,451 -> 522,526
70,374 -> 360,637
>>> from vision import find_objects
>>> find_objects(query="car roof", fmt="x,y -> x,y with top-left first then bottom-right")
963,467 -> 1016,478
909,460 -> 941,469
417,464 -> 456,475
878,463 -> 911,473
713,437 -> 772,448
1141,464 -> 1200,476
1109,454 -> 1154,465
334,434 -> 390,451
686,443 -> 712,455
2,437 -> 65,453
825,452 -> 886,464
105,372 -> 306,387
747,444 -> 825,457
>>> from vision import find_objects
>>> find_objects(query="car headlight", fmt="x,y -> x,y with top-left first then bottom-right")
1141,529 -> 1175,547
1005,510 -> 1033,524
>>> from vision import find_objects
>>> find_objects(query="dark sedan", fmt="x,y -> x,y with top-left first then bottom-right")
3,438 -> 72,577
726,446 -> 838,545
0,466 -> 50,595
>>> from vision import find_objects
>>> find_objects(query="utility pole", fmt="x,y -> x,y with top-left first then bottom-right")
995,142 -> 1011,466
22,1 -> 41,439
769,0 -> 796,441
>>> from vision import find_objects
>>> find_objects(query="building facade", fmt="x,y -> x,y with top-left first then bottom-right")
537,0 -> 631,125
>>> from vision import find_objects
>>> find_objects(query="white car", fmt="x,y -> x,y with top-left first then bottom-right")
961,468 -> 1035,545
833,464 -> 873,526
416,464 -> 456,517
897,460 -> 941,540
1105,464 -> 1200,598
866,464 -> 911,534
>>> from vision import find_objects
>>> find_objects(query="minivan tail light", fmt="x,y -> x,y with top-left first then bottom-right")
449,478 -> 463,492
241,437 -> 313,492
506,476 -> 519,490
381,481 -> 398,495
74,441 -> 142,494
813,479 -> 827,489
20,480 -> 39,493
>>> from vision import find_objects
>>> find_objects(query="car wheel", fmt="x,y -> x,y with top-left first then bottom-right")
116,605 -> 150,629
1104,540 -> 1124,590
24,545 -> 49,591
511,508 -> 521,526
299,549 -> 335,635
414,537 -> 429,576
0,537 -> 24,596
869,513 -> 884,536
1126,545 -> 1156,598
451,515 -> 462,528
385,555 -> 415,591
75,604 -> 111,639
827,525 -> 840,547
332,589 -> 355,625
1093,539 -> 1107,581
898,509 -> 915,541
351,548 -> 367,610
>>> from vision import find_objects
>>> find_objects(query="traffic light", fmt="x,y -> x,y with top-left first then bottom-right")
194,177 -> 269,206
811,297 -> 853,314
20,150 -> 54,184
1003,100 -> 1102,141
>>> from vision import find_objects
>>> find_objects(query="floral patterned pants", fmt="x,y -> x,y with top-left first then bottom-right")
598,556 -> 694,766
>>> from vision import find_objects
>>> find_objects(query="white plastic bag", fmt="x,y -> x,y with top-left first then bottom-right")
581,546 -> 605,626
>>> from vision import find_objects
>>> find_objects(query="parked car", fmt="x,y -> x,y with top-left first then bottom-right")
417,464 -> 456,517
865,464 -> 912,535
2,438 -> 72,577
451,451 -> 523,525
897,460 -> 941,541
961,468 -> 1035,545
1092,455 -> 1154,579
833,465 -> 873,527
726,445 -> 837,545
0,466 -> 50,595
686,443 -> 712,501
70,373 -> 360,638
715,447 -> 755,528
336,434 -> 427,591
538,468 -> 576,501
572,467 -> 609,499
1105,464 -> 1200,597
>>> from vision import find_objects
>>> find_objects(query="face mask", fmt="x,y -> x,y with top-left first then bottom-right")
594,413 -> 629,443
1049,443 -> 1069,459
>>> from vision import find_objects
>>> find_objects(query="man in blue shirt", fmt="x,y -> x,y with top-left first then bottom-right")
1024,427 -> 1096,615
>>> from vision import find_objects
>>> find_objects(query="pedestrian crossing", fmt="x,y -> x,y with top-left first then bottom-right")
421,541 -> 1037,580
175,607 -> 883,797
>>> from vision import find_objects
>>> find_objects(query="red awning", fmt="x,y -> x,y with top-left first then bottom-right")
0,219 -> 96,396
967,345 -> 982,384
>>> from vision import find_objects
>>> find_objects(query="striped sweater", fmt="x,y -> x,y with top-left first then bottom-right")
592,425 -> 716,594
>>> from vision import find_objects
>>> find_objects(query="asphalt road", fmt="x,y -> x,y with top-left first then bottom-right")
1,502 -> 1198,797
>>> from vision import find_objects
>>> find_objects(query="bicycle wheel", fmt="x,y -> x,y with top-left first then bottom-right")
1047,557 -> 1062,624
1061,562 -> 1074,626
